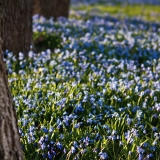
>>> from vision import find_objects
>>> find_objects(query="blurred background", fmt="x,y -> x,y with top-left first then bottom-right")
70,0 -> 160,23
71,0 -> 160,5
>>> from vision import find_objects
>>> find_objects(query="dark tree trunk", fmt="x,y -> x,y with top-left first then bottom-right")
2,0 -> 33,55
0,1 -> 24,160
33,0 -> 70,20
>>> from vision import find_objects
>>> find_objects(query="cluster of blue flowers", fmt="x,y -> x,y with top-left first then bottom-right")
5,4 -> 160,160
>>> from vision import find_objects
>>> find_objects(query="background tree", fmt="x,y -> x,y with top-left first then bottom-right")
2,0 -> 33,55
33,0 -> 70,19
0,1 -> 26,159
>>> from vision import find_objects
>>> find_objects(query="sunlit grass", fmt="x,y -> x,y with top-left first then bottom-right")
71,4 -> 160,22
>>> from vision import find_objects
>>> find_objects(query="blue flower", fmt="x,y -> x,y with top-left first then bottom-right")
57,142 -> 63,150
152,126 -> 157,132
147,153 -> 153,158
41,143 -> 46,150
137,146 -> 145,154
48,151 -> 54,159
71,146 -> 76,154
99,151 -> 108,160
41,126 -> 48,133
75,103 -> 84,113
138,153 -> 144,160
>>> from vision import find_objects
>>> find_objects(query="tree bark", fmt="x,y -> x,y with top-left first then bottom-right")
0,1 -> 24,160
2,0 -> 33,55
33,0 -> 70,20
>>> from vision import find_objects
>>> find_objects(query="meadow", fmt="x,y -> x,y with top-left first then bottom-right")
4,2 -> 160,160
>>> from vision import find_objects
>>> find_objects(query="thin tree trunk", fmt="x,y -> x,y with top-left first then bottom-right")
2,0 -> 33,55
33,0 -> 70,20
0,1 -> 24,160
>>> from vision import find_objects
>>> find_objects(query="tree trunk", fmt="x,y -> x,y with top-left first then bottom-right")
2,0 -> 33,55
33,0 -> 70,20
0,1 -> 24,160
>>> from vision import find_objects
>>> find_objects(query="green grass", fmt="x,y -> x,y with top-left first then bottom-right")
71,4 -> 160,22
